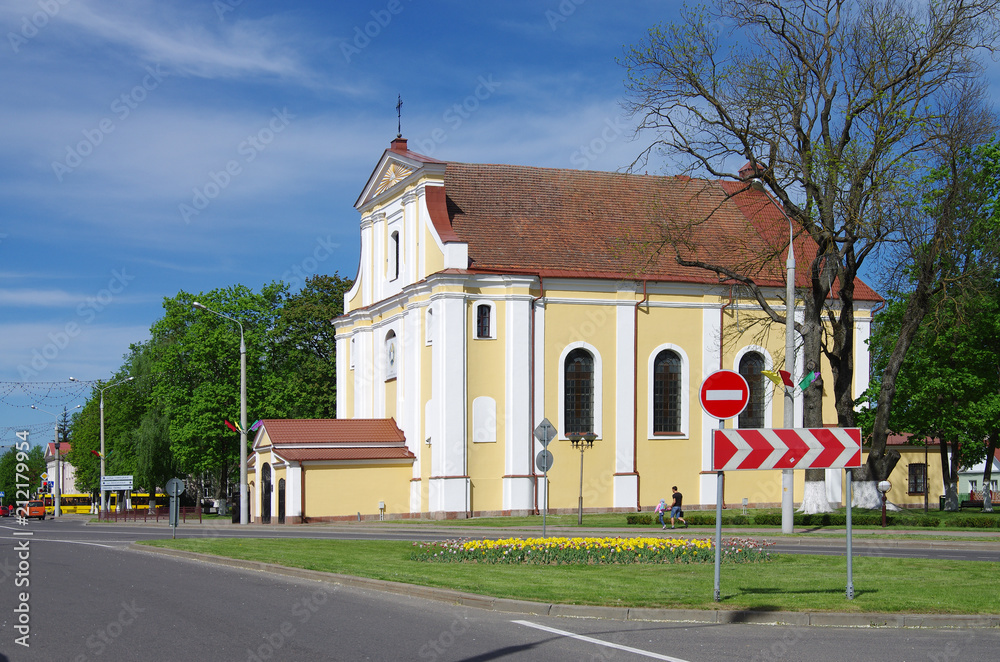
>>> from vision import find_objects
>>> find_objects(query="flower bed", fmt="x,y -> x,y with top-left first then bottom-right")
411,536 -> 772,564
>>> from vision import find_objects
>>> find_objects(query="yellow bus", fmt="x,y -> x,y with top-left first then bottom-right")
41,493 -> 93,515
131,493 -> 169,511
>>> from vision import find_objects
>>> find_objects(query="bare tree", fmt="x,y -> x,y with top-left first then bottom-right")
622,0 -> 1000,509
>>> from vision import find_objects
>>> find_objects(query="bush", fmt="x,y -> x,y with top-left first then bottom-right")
953,515 -> 999,528
626,514 -> 654,525
752,513 -> 781,526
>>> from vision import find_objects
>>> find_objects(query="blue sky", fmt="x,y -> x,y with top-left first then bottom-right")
0,0 -> 677,443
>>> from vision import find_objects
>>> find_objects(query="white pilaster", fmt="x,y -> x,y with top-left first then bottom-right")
428,293 -> 469,514
286,464 -> 302,519
614,298 -> 637,508
503,293 -> 534,511
700,305 -> 722,504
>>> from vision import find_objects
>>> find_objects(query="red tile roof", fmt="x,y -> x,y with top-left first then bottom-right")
434,162 -> 880,301
45,442 -> 71,458
253,419 -> 414,464
259,418 -> 405,445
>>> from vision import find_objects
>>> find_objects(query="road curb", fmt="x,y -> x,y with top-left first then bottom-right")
128,543 -> 1000,629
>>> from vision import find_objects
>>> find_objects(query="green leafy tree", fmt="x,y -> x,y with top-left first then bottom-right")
68,275 -> 352,506
863,284 -> 1000,510
267,273 -> 353,418
0,444 -> 46,507
151,283 -> 287,505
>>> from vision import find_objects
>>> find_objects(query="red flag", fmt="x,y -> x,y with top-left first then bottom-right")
778,370 -> 795,387
224,419 -> 238,432
90,449 -> 102,458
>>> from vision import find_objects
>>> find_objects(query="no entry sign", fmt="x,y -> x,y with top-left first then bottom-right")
700,370 -> 750,419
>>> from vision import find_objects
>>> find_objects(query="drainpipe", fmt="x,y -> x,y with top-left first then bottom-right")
633,280 -> 648,510
530,274 -> 545,515
720,285 -> 734,370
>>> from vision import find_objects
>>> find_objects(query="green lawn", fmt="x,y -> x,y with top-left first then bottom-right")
140,537 -> 1000,614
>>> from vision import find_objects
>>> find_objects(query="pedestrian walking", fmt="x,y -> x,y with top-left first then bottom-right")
670,486 -> 687,529
655,499 -> 667,529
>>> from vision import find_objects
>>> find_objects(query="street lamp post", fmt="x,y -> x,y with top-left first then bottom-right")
192,301 -> 248,525
567,431 -> 597,525
71,376 -> 134,513
751,178 -> 796,534
31,404 -> 81,517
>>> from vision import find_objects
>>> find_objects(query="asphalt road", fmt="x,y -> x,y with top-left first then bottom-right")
1,516 -> 998,661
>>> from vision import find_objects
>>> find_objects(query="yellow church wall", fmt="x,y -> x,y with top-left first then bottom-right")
304,463 -> 413,517
465,297 -> 507,512
424,223 -> 445,275
384,376 -> 397,420
539,299 -> 619,511
634,297 -> 707,505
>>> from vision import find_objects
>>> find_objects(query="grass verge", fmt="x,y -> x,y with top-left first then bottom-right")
139,537 -> 1000,614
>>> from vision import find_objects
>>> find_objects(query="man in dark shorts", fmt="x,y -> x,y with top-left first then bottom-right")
670,486 -> 687,529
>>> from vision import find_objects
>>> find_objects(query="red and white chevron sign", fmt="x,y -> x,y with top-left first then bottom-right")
712,428 -> 862,471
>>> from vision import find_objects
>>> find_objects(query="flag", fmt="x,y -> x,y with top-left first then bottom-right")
799,371 -> 819,391
760,369 -> 783,387
249,419 -> 262,432
90,449 -> 103,458
224,419 -> 238,433
778,370 -> 795,387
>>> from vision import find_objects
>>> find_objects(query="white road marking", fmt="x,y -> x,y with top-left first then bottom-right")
513,620 -> 694,661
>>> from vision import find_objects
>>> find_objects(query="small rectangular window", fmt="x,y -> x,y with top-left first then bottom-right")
908,463 -> 926,495
476,304 -> 491,339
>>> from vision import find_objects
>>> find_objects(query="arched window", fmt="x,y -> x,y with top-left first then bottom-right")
738,352 -> 766,428
653,349 -> 682,434
564,348 -> 594,435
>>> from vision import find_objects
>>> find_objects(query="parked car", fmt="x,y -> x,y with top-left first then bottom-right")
0,504 -> 11,517
25,500 -> 45,520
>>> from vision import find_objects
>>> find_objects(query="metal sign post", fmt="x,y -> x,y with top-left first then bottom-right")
700,372 -> 749,604
533,418 -> 557,538
714,420 -> 725,603
846,468 -> 854,600
166,478 -> 185,539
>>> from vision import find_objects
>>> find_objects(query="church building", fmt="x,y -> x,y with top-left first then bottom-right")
248,136 -> 881,522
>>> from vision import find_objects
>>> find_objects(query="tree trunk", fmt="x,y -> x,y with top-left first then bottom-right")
799,265 -> 836,513
982,431 -> 997,513
798,468 -> 835,513
940,436 -> 960,511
